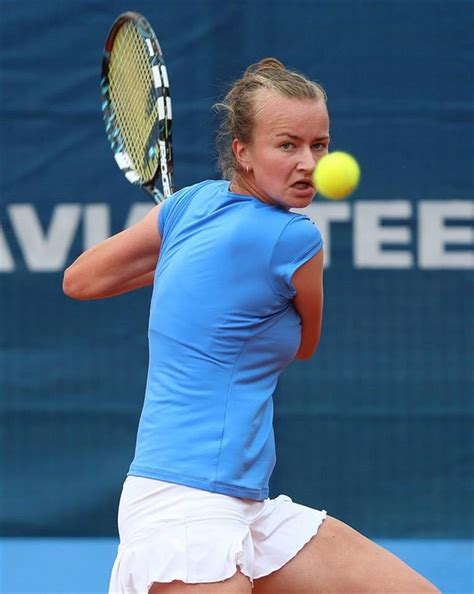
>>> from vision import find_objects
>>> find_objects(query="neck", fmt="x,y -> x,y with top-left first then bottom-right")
229,174 -> 251,196
230,174 -> 278,208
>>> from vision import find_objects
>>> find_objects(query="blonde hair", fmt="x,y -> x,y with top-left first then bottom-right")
214,58 -> 327,179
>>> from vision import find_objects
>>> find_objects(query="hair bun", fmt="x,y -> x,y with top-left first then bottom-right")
214,57 -> 326,180
243,58 -> 285,77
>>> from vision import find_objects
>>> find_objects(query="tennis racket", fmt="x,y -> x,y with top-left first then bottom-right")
100,12 -> 175,203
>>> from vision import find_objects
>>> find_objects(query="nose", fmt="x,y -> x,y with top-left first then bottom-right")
296,146 -> 316,172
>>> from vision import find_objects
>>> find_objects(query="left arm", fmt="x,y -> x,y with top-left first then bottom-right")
63,204 -> 163,300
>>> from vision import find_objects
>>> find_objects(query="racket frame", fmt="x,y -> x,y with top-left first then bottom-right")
101,11 -> 175,203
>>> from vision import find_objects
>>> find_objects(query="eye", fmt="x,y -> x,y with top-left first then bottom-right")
312,142 -> 326,151
280,142 -> 295,150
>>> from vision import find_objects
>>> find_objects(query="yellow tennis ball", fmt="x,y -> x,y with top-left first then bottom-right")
313,151 -> 360,199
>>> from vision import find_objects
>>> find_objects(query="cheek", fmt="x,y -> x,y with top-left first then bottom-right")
250,145 -> 295,183
259,153 -> 293,177
317,148 -> 329,161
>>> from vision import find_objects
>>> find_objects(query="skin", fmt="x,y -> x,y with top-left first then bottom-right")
63,92 -> 327,359
231,91 -> 330,210
65,90 -> 439,594
231,90 -> 329,360
149,527 -> 441,594
150,92 -> 440,594
62,204 -> 162,300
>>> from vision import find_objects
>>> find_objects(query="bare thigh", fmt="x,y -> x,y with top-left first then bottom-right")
253,516 -> 440,594
149,568 -> 252,594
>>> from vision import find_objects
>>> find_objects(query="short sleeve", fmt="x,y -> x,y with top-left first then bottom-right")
269,215 -> 323,299
158,190 -> 180,237
158,180 -> 212,238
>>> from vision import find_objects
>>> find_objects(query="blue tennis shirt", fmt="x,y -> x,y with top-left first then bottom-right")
129,180 -> 323,500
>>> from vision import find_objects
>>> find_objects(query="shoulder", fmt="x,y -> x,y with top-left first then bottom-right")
164,179 -> 221,205
268,213 -> 323,299
276,213 -> 323,260
159,180 -> 224,235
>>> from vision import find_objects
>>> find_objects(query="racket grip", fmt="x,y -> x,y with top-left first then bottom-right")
143,183 -> 165,204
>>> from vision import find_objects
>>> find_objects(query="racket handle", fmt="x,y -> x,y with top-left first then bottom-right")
143,183 -> 165,204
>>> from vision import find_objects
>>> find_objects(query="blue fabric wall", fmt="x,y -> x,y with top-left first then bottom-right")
1,0 -> 473,537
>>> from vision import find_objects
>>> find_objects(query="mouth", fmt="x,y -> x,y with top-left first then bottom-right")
291,180 -> 315,194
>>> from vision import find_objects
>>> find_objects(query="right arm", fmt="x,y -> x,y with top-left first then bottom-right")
63,204 -> 163,300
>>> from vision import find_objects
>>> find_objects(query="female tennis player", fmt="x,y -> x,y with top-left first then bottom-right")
63,59 -> 439,594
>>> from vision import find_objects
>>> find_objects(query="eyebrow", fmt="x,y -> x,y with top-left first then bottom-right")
275,133 -> 330,141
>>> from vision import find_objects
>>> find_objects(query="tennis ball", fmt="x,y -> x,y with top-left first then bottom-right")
313,151 -> 360,199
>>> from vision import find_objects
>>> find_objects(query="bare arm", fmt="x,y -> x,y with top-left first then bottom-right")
292,248 -> 324,360
63,204 -> 162,300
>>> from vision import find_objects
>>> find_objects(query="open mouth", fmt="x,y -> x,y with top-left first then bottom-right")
292,181 -> 314,191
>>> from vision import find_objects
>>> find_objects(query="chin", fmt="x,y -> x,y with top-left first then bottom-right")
290,195 -> 315,209
288,187 -> 315,204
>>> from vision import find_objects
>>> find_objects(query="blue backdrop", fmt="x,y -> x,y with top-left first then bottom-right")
1,0 -> 473,539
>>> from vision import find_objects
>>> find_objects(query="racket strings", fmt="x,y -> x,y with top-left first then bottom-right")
108,22 -> 160,181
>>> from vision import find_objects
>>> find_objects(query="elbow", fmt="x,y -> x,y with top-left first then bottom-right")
294,335 -> 321,361
294,348 -> 316,361
294,350 -> 313,361
295,351 -> 313,361
62,267 -> 89,300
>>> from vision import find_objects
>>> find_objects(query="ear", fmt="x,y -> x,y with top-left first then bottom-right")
232,138 -> 251,170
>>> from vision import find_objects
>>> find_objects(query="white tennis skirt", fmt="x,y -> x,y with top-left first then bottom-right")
108,475 -> 327,594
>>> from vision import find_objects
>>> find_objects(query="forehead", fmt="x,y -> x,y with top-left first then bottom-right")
253,90 -> 329,136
